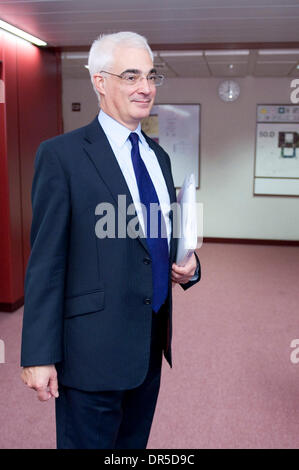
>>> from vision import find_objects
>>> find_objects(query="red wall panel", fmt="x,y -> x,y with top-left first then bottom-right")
3,31 -> 24,305
17,41 -> 62,273
0,31 -> 14,303
0,30 -> 61,311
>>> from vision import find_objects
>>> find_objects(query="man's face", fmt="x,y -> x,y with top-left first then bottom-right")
95,46 -> 157,130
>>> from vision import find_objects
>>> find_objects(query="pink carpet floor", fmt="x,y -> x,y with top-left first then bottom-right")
1,242 -> 299,449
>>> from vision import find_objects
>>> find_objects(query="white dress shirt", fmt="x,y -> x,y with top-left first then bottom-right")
98,110 -> 172,248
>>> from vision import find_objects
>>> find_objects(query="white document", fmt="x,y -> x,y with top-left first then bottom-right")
175,173 -> 198,266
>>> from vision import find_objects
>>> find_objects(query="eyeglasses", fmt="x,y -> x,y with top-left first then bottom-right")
99,70 -> 164,87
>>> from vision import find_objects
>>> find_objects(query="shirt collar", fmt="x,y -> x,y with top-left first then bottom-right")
98,110 -> 150,150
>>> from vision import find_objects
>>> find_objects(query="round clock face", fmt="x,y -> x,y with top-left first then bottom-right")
218,80 -> 240,102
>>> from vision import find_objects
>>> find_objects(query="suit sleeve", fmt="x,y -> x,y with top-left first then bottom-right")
21,142 -> 70,367
180,251 -> 201,291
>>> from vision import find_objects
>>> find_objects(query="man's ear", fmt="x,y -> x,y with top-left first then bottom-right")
93,74 -> 106,96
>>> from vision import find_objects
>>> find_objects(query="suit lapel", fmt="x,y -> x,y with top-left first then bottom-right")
83,117 -> 149,253
83,117 -> 177,260
83,117 -> 132,206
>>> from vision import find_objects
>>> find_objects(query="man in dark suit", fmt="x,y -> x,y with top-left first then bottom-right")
21,31 -> 200,449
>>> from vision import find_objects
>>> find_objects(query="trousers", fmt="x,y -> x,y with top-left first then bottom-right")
55,308 -> 167,449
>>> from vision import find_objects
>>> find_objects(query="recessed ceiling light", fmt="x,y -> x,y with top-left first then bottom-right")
258,49 -> 299,55
63,52 -> 89,60
0,19 -> 47,46
159,51 -> 203,57
205,50 -> 249,56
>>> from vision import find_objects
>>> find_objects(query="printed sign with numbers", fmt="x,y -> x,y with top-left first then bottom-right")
254,105 -> 299,196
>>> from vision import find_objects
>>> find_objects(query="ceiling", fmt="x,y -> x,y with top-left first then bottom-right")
61,48 -> 299,79
1,0 -> 299,47
1,0 -> 299,78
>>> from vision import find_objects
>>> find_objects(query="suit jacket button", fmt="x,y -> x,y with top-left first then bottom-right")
144,298 -> 151,305
143,258 -> 151,265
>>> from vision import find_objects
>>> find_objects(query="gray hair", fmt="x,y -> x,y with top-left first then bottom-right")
88,31 -> 154,103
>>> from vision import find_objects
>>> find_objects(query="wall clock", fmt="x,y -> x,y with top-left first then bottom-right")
218,80 -> 240,102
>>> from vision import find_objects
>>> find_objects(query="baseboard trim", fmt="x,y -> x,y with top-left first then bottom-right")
203,237 -> 299,246
0,297 -> 24,313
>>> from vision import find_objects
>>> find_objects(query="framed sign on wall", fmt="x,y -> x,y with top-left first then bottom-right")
254,105 -> 299,196
141,104 -> 200,188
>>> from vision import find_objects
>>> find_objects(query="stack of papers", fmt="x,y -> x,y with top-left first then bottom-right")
175,174 -> 198,266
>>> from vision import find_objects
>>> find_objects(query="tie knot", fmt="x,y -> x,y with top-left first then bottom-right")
129,132 -> 139,147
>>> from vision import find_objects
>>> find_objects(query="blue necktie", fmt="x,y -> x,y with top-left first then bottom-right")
129,132 -> 169,312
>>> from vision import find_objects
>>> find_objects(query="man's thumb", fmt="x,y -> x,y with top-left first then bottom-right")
49,374 -> 59,398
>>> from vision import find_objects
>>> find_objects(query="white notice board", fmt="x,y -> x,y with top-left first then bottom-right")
255,105 -> 299,196
141,104 -> 200,188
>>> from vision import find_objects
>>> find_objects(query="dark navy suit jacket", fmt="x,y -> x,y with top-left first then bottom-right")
21,117 -> 200,391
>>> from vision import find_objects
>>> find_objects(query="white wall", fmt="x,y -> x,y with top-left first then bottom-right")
62,76 -> 299,240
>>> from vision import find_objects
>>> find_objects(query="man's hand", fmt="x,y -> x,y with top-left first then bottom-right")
171,252 -> 197,285
21,365 -> 59,401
